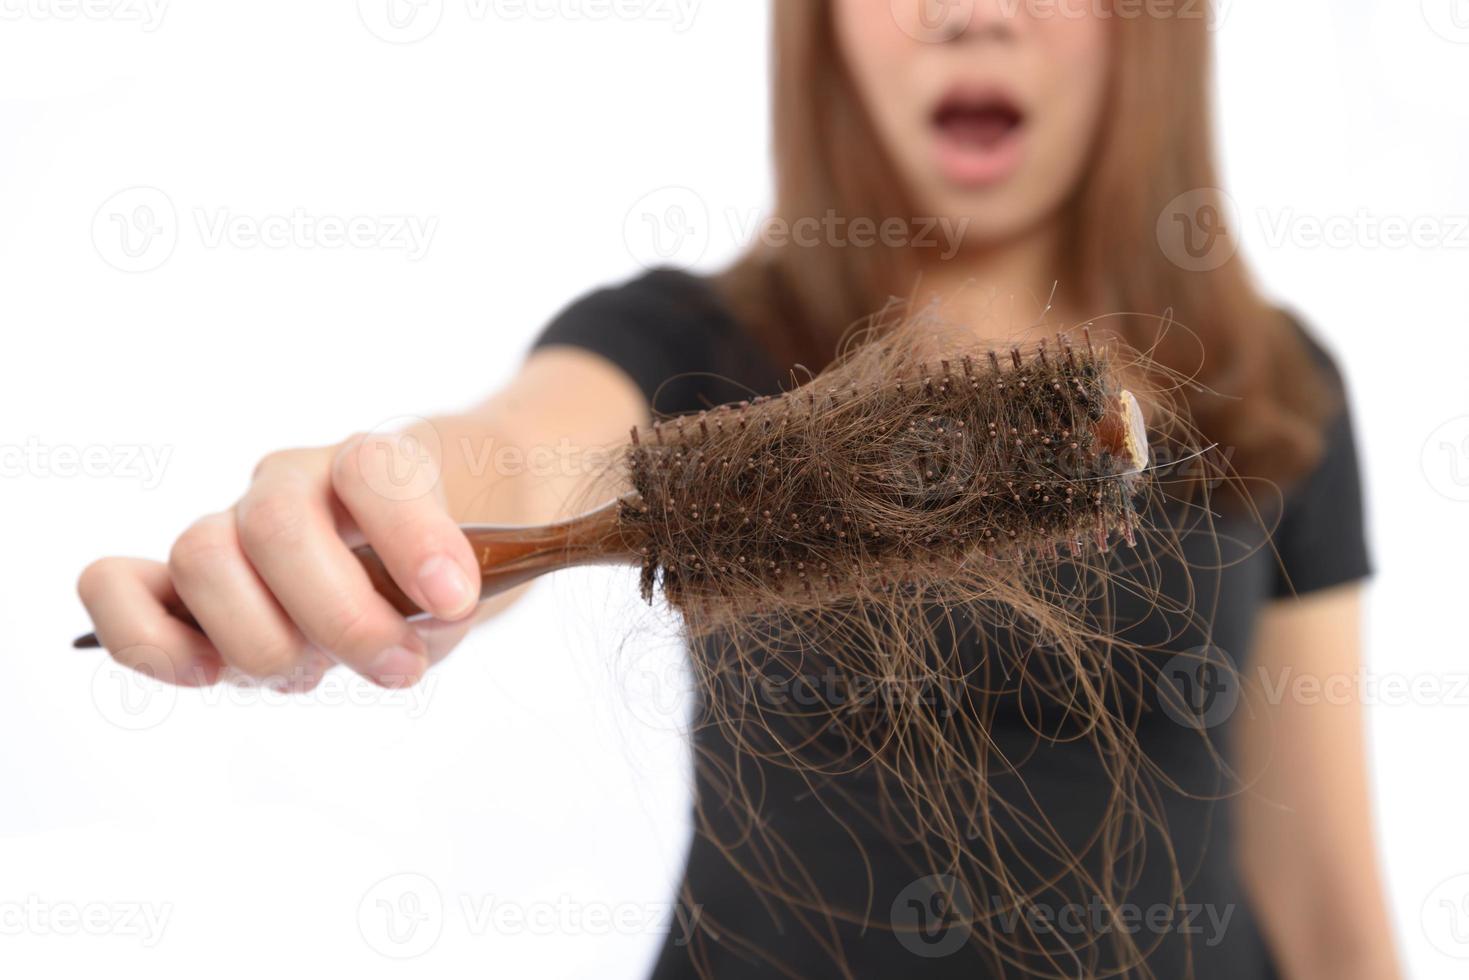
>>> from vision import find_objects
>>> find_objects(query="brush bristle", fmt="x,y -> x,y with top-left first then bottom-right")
617,326 -> 1146,612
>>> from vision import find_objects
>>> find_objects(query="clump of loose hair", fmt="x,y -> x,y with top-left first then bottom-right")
588,308 -> 1222,979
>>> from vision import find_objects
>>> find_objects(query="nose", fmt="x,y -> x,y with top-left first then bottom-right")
901,0 -> 1018,44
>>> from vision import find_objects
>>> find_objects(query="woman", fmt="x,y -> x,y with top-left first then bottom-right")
75,2 -> 1398,977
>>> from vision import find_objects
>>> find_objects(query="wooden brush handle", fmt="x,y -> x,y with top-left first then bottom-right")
72,498 -> 636,650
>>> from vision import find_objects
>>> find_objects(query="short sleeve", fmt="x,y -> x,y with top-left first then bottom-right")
1268,339 -> 1373,598
529,267 -> 780,418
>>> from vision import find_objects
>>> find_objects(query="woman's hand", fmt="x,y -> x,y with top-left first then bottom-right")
76,426 -> 483,691
76,347 -> 651,694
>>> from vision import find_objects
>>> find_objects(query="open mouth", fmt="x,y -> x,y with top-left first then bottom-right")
933,94 -> 1024,147
930,89 -> 1027,187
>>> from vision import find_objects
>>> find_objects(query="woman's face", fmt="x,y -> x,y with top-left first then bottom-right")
833,0 -> 1112,249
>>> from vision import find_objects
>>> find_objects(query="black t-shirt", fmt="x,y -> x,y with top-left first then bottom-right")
532,268 -> 1372,979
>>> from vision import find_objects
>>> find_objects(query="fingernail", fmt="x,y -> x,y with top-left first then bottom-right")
417,555 -> 476,619
371,644 -> 427,688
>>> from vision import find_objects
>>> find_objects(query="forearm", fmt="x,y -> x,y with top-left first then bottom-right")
1240,806 -> 1399,980
414,348 -> 648,527
406,410 -> 547,526
1236,587 -> 1400,979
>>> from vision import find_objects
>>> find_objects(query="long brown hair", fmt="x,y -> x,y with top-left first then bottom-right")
718,0 -> 1335,490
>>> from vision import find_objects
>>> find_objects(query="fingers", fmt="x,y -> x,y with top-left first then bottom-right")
329,429 -> 480,622
81,427 -> 483,692
167,512 -> 329,692
236,450 -> 429,688
76,557 -> 222,688
414,616 -> 477,668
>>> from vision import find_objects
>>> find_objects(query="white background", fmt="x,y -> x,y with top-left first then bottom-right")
2,1 -> 1468,977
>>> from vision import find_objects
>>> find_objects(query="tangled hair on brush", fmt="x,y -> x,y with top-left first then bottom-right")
591,308 -> 1223,979
619,319 -> 1147,624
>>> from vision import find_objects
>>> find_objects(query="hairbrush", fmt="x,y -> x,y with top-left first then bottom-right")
73,328 -> 1148,649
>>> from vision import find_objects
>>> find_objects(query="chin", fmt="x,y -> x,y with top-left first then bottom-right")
920,193 -> 1044,246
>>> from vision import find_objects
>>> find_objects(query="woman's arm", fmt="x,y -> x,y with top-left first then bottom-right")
440,346 -> 650,525
1235,584 -> 1401,979
76,345 -> 647,690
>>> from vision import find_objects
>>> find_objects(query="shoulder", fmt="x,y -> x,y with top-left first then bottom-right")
1279,307 -> 1348,397
558,267 -> 729,323
532,267 -> 781,416
1266,309 -> 1372,596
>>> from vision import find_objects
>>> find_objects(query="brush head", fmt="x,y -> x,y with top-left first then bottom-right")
615,325 -> 1149,614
